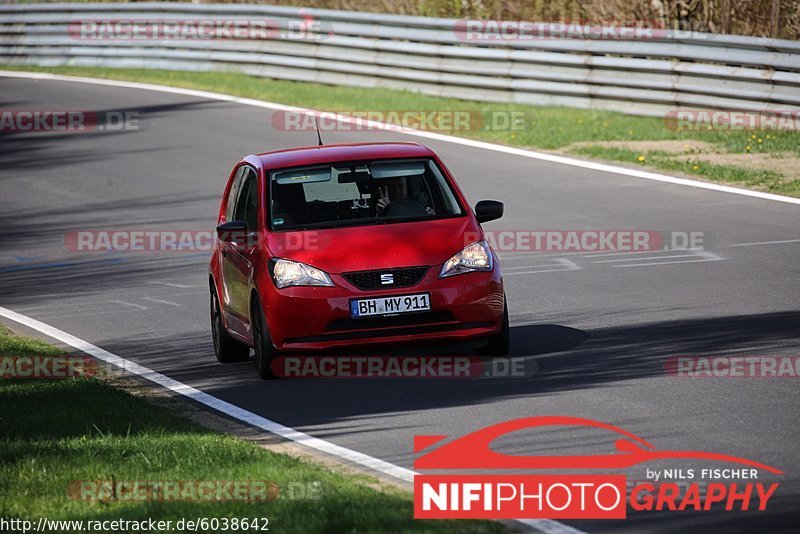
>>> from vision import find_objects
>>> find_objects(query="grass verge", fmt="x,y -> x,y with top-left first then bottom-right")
569,145 -> 799,197
2,64 -> 799,198
0,324 -> 504,533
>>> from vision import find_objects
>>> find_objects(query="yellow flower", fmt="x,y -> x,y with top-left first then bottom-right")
751,134 -> 756,139
745,145 -> 752,151
692,165 -> 699,170
765,134 -> 771,139
637,155 -> 646,162
511,134 -> 517,140
758,138 -> 763,143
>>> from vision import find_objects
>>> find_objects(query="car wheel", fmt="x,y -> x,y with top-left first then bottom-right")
251,296 -> 278,380
210,287 -> 250,363
477,296 -> 510,357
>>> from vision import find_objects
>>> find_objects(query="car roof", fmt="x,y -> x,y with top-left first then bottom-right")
253,142 -> 436,170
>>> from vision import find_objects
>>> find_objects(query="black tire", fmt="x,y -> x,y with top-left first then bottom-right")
477,297 -> 510,357
251,296 -> 279,380
210,287 -> 250,363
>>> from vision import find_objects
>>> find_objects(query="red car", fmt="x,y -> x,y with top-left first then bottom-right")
209,142 -> 508,379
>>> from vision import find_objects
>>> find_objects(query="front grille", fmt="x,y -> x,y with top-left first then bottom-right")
326,311 -> 455,332
342,266 -> 429,290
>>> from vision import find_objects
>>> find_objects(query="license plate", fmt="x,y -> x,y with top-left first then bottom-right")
350,293 -> 431,318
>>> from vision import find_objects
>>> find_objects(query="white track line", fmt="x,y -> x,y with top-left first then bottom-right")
109,299 -> 149,311
505,263 -> 568,270
0,306 -> 414,477
614,258 -> 720,268
592,253 -> 697,264
150,281 -> 203,288
504,268 -> 576,275
142,297 -> 182,307
615,249 -> 722,268
580,249 -> 681,258
2,70 -> 800,207
31,310 -> 145,321
728,239 -> 800,247
15,300 -> 124,312
498,251 -> 589,259
504,258 -> 581,276
0,305 -> 585,534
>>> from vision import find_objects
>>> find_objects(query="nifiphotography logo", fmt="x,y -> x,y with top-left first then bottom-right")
413,417 -> 782,519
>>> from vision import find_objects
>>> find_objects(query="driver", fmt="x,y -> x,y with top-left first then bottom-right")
376,177 -> 434,216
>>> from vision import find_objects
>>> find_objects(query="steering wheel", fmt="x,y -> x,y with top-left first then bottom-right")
384,198 -> 429,217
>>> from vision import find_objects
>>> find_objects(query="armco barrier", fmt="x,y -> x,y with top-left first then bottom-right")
1,3 -> 799,116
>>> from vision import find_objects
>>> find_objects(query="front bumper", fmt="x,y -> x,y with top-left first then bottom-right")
260,265 -> 504,351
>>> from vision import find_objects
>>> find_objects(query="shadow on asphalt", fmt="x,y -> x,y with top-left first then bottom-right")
0,97 -> 236,260
84,309 -> 800,428
0,99 -> 231,171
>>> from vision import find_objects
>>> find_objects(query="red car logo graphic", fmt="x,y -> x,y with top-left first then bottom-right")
414,416 -> 783,474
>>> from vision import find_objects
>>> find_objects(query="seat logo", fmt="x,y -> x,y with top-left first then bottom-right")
380,273 -> 394,285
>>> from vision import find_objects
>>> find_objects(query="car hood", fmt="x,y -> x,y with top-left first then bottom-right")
266,216 -> 482,274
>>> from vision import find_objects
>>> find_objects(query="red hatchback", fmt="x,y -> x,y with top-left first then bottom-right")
209,142 -> 508,378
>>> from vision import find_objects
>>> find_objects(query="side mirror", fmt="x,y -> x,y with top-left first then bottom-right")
216,220 -> 247,242
475,200 -> 503,224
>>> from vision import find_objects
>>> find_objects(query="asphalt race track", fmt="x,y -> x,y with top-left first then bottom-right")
1,75 -> 799,532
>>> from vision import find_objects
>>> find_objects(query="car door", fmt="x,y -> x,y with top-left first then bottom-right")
219,166 -> 247,327
223,165 -> 259,330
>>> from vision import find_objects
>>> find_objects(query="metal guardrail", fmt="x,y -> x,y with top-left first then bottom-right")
1,2 -> 799,116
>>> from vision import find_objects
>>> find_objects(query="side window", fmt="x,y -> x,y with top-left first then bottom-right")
225,166 -> 246,222
234,167 -> 259,231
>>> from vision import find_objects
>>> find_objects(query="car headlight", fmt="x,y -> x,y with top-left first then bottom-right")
439,240 -> 493,278
270,258 -> 334,289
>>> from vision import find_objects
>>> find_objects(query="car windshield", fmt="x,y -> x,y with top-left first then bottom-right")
268,158 -> 464,230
